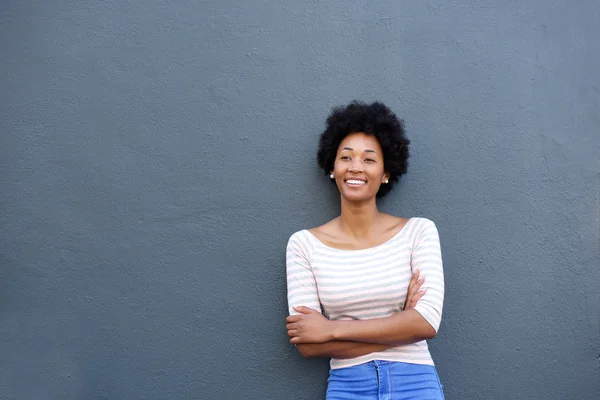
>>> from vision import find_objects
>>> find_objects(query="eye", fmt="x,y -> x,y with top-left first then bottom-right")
340,156 -> 351,160
365,158 -> 375,163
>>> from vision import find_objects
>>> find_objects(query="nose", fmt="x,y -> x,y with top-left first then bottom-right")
349,159 -> 363,172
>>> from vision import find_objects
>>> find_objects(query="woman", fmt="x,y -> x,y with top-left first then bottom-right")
285,101 -> 445,399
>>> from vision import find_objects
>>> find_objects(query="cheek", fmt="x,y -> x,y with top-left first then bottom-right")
369,166 -> 385,179
333,160 -> 345,174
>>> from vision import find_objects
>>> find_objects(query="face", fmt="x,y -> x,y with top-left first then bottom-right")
331,132 -> 389,202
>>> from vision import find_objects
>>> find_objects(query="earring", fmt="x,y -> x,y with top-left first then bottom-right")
330,173 -> 334,179
383,179 -> 389,184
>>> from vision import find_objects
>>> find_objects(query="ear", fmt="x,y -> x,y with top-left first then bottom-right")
382,172 -> 390,182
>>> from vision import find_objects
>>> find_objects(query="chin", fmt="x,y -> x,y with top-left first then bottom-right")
340,191 -> 376,203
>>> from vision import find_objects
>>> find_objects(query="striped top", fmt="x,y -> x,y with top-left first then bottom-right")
286,217 -> 444,370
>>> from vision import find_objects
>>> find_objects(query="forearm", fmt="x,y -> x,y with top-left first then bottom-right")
331,309 -> 436,346
295,340 -> 392,359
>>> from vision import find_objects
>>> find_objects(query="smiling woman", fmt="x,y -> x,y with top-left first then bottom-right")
285,101 -> 445,399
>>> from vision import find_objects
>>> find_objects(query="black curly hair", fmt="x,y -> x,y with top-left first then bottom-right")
317,101 -> 410,198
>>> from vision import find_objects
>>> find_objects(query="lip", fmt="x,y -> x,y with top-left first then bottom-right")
344,178 -> 367,186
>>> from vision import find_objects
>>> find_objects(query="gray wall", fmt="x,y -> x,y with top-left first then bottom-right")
1,1 -> 599,399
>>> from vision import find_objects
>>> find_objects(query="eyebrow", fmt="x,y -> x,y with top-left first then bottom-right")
341,147 -> 377,154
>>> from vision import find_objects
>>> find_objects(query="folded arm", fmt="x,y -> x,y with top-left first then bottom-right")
286,219 -> 444,349
285,220 -> 444,355
329,309 -> 435,346
289,306 -> 435,347
295,341 -> 392,359
286,271 -> 435,350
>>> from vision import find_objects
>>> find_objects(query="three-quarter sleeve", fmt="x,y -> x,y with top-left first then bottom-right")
286,232 -> 322,315
411,219 -> 445,332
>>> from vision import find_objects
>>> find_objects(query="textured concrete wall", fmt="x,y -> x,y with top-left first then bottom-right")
1,1 -> 599,399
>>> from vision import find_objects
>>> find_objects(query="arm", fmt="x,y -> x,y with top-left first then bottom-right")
330,309 -> 435,346
289,307 -> 433,347
288,219 -> 444,347
295,341 -> 392,359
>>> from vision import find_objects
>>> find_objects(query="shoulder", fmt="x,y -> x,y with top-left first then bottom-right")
288,216 -> 340,247
287,229 -> 316,251
288,229 -> 310,243
410,217 -> 437,229
406,218 -> 441,243
286,229 -> 319,262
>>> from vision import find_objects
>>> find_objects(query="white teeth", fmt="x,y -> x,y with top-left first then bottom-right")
346,179 -> 366,185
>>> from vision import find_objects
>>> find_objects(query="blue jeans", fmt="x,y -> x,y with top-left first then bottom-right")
326,360 -> 444,400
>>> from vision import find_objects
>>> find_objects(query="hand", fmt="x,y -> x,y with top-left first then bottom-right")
403,269 -> 427,311
286,306 -> 334,344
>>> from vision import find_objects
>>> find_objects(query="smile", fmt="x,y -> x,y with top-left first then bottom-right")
345,179 -> 367,185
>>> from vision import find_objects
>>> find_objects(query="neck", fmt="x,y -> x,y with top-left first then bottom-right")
338,196 -> 382,239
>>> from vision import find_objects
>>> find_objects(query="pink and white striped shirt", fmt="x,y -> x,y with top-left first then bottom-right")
286,217 -> 444,369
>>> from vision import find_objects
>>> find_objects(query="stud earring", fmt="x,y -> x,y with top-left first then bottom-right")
330,173 -> 334,179
383,179 -> 389,184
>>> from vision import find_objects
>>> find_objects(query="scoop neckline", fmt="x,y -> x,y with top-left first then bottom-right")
304,217 -> 415,252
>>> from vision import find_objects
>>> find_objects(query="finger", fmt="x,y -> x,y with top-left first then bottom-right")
408,270 -> 419,288
290,336 -> 302,344
411,277 -> 425,295
407,281 -> 418,300
407,270 -> 420,295
288,330 -> 299,337
408,288 -> 427,308
415,288 -> 427,301
286,323 -> 297,331
286,315 -> 300,323
414,277 -> 424,291
412,288 -> 427,304
413,269 -> 420,282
